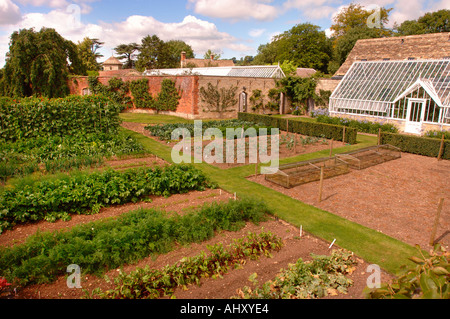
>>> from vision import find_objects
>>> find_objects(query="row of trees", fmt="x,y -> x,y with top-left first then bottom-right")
0,4 -> 448,99
249,6 -> 450,74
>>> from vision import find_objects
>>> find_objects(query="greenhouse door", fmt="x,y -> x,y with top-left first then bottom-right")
405,99 -> 426,134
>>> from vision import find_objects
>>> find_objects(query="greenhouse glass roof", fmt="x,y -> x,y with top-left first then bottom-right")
143,65 -> 286,79
330,59 -> 450,109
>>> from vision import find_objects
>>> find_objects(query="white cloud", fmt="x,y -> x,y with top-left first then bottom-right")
0,0 -> 22,25
189,0 -> 280,21
249,28 -> 266,37
0,10 -> 253,66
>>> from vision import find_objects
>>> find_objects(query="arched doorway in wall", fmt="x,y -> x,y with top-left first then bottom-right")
239,87 -> 248,112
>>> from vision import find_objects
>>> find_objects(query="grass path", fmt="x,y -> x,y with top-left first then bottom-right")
122,126 -> 419,275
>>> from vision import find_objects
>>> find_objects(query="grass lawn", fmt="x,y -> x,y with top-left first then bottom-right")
122,124 -> 419,275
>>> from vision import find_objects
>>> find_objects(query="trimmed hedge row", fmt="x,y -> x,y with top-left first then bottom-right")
237,113 -> 357,144
381,132 -> 450,160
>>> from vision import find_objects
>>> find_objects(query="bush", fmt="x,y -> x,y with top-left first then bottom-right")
315,114 -> 398,135
381,132 -> 450,159
0,95 -> 122,142
424,130 -> 450,140
238,113 -> 357,144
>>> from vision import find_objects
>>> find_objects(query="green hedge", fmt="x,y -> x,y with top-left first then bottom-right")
237,113 -> 357,144
380,132 -> 450,159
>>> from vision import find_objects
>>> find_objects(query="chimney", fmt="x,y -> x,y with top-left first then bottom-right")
210,53 -> 215,61
181,51 -> 186,68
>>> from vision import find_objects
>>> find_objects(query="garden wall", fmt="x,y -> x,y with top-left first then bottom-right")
68,75 -> 200,119
196,76 -> 279,119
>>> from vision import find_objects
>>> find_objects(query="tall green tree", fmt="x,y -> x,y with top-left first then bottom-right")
1,27 -> 83,98
77,37 -> 104,72
273,23 -> 332,73
114,43 -> 140,69
166,40 -> 194,68
203,49 -> 221,60
330,2 -> 392,39
136,35 -> 171,71
395,9 -> 450,35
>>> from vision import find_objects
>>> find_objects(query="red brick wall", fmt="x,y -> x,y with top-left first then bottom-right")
68,75 -> 199,117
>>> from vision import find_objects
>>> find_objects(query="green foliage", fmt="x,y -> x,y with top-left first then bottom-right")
0,95 -> 122,142
88,76 -> 132,107
199,82 -> 238,118
395,9 -> 450,35
260,23 -> 332,73
93,231 -> 282,299
424,130 -> 450,140
365,244 -> 449,299
1,27 -> 84,98
235,249 -> 356,299
380,132 -> 450,159
249,89 -> 265,112
277,75 -> 319,113
155,79 -> 181,112
145,120 -> 273,141
0,198 -> 270,286
77,37 -> 104,72
238,112 -> 357,144
0,165 -> 213,233
114,43 -> 140,69
315,115 -> 398,134
129,78 -> 154,109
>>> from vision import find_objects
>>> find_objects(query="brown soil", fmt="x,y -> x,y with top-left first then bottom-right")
249,153 -> 450,250
121,122 -> 345,169
7,217 -> 393,300
1,188 -> 392,300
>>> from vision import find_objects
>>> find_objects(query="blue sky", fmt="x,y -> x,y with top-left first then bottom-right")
0,0 -> 448,66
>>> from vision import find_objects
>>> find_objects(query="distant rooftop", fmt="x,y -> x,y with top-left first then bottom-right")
143,65 -> 286,79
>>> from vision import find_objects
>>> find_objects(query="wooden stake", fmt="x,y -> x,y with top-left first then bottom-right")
329,139 -> 334,158
430,198 -> 444,245
437,135 -> 445,161
300,225 -> 302,237
378,128 -> 382,146
342,126 -> 346,144
286,119 -> 289,134
318,166 -> 324,203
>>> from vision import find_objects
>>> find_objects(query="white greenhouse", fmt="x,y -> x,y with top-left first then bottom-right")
329,59 -> 450,135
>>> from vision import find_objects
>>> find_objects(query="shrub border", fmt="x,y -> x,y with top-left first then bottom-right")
380,132 -> 450,160
237,113 -> 357,144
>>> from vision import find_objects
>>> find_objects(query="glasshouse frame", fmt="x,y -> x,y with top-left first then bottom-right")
329,59 -> 450,135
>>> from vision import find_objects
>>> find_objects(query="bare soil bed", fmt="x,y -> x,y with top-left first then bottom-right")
121,122 -> 345,169
249,152 -> 450,250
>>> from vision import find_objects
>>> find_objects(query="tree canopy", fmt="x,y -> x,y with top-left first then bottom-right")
0,27 -> 83,98
395,9 -> 450,35
252,23 -> 332,73
77,37 -> 104,72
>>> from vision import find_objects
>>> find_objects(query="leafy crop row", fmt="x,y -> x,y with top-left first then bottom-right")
145,119 -> 274,141
0,164 -> 212,233
235,249 -> 356,299
92,231 -> 283,299
0,198 -> 270,286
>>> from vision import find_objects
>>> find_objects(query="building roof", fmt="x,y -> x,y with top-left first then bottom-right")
335,32 -> 450,77
102,56 -> 123,66
183,58 -> 235,68
143,65 -> 286,79
330,59 -> 450,112
296,68 -> 316,77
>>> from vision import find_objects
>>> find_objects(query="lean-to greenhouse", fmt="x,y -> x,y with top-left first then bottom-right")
329,59 -> 450,135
